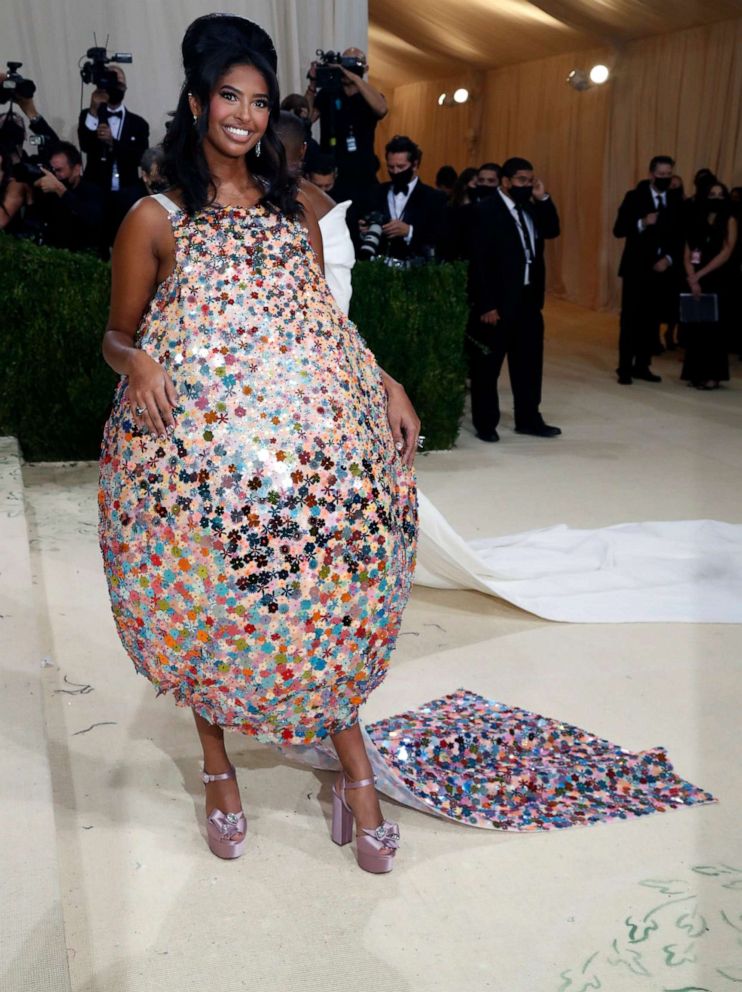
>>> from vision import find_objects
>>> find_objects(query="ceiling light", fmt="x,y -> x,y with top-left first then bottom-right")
438,92 -> 447,106
566,69 -> 590,91
453,88 -> 469,104
589,64 -> 610,84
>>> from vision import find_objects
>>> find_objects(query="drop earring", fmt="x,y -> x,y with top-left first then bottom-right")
255,139 -> 261,158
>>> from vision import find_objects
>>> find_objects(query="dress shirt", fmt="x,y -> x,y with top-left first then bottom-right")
387,174 -> 417,244
84,104 -> 126,141
498,188 -> 537,286
636,185 -> 672,263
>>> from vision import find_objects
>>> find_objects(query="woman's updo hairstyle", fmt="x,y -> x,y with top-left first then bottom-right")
163,13 -> 301,218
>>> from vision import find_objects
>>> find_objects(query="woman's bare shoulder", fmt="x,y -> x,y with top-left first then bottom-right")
298,180 -> 333,222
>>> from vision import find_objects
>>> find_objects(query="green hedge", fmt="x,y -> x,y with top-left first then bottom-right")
0,236 -> 467,460
349,260 -> 468,451
0,237 -> 116,461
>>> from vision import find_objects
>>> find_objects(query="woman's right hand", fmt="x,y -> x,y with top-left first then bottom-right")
124,350 -> 178,437
688,276 -> 702,300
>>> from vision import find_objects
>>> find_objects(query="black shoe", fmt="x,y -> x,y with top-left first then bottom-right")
475,430 -> 500,443
514,423 -> 562,438
632,368 -> 662,383
617,374 -> 633,385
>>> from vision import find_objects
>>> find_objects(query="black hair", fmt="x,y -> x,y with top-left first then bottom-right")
501,157 -> 533,179
385,134 -> 421,166
649,155 -> 674,172
47,141 -> 82,168
450,167 -> 478,207
140,144 -> 165,173
307,153 -> 337,177
274,110 -> 307,153
435,165 -> 457,188
478,162 -> 501,176
280,93 -> 310,116
163,13 -> 301,218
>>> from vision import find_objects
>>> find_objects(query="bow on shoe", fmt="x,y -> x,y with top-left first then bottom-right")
208,809 -> 245,840
365,820 -> 400,850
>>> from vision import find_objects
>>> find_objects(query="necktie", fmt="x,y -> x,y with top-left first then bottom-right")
515,204 -> 535,264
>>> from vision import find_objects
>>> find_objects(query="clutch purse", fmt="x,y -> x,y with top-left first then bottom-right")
679,293 -> 719,323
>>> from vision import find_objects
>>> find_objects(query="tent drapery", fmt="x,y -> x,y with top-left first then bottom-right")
373,16 -> 742,310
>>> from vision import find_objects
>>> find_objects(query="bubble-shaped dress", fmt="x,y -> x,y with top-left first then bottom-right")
98,195 -> 417,745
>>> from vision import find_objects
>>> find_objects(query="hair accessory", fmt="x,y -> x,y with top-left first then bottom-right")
255,139 -> 261,158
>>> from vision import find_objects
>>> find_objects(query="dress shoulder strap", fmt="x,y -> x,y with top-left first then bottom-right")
150,193 -> 181,217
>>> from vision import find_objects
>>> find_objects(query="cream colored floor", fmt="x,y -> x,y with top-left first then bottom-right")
7,299 -> 742,992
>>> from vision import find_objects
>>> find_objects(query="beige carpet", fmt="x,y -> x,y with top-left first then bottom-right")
5,298 -> 742,991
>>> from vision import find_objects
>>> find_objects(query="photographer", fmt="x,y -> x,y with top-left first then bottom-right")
0,66 -> 60,153
32,141 -> 105,254
77,65 -> 149,241
305,48 -> 386,206
360,135 -> 446,261
306,154 -> 338,197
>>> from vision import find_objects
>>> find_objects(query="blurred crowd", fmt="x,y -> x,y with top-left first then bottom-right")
1,50 -> 739,398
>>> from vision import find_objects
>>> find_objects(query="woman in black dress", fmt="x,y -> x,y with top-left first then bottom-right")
681,182 -> 738,389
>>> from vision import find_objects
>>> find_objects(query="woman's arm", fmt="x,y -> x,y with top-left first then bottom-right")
695,216 -> 738,282
103,198 -> 178,436
0,180 -> 29,230
297,190 -> 325,273
379,367 -> 420,468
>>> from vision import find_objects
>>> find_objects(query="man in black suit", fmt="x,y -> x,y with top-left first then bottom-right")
361,135 -> 447,260
467,156 -> 561,441
77,66 -> 149,244
613,155 -> 684,384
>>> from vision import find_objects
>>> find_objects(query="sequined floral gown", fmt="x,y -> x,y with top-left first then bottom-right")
99,195 -> 417,745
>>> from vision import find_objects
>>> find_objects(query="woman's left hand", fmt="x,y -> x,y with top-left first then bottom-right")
386,381 -> 421,468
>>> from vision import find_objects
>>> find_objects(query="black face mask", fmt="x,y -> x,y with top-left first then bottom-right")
508,184 -> 532,205
653,176 -> 672,192
471,184 -> 496,200
706,199 -> 727,214
106,87 -> 126,107
148,178 -> 170,194
390,165 -> 414,193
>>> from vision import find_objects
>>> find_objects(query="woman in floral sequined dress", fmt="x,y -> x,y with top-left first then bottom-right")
98,15 -> 418,871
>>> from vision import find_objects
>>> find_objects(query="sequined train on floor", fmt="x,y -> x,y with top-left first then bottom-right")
282,689 -> 716,830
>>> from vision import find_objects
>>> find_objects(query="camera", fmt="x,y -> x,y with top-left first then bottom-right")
11,160 -> 44,184
359,211 -> 385,260
79,46 -> 133,89
312,49 -> 364,92
0,62 -> 36,105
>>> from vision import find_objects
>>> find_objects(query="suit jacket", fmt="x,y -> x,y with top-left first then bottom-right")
613,180 -> 684,279
468,191 -> 560,319
368,179 -> 447,259
77,108 -> 150,190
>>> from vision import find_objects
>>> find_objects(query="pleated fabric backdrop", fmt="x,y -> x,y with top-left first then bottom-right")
1,0 -> 367,152
373,17 -> 742,310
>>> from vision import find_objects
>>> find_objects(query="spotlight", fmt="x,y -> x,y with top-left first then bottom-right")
566,69 -> 590,91
453,88 -> 469,104
589,64 -> 610,84
438,92 -> 447,106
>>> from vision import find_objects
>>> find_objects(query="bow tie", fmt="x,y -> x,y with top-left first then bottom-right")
393,183 -> 409,197
107,109 -> 123,119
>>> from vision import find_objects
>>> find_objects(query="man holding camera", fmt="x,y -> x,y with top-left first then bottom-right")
305,48 -> 386,209
360,135 -> 447,261
32,141 -> 105,254
77,66 -> 149,242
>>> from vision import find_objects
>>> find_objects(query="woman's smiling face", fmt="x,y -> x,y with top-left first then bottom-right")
190,63 -> 271,159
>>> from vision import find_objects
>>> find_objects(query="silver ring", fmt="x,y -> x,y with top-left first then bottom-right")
135,405 -> 147,416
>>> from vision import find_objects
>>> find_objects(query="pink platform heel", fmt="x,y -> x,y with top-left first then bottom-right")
331,772 -> 400,874
202,764 -> 247,860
